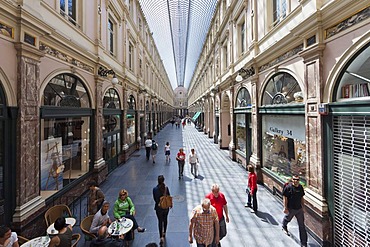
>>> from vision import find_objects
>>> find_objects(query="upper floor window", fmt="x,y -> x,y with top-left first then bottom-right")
129,0 -> 133,16
240,21 -> 246,54
129,42 -> 134,70
60,0 -> 77,26
108,19 -> 114,55
222,39 -> 228,71
138,17 -> 142,34
273,0 -> 287,25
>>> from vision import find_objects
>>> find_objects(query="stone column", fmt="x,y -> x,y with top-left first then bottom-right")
249,75 -> 261,178
299,44 -> 330,243
228,88 -> 236,160
13,43 -> 45,224
94,76 -> 106,183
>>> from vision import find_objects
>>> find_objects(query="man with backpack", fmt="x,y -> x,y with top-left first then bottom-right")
282,175 -> 308,247
151,140 -> 158,164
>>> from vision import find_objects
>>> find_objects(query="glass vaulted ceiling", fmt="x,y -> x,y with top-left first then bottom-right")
139,0 -> 218,89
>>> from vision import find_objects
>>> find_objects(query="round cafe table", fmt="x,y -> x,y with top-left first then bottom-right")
20,236 -> 50,247
46,217 -> 76,235
107,218 -> 133,236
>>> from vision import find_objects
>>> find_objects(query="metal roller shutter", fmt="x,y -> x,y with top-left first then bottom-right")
333,116 -> 370,247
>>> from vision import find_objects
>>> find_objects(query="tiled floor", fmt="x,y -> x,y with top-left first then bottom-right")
78,123 -> 321,247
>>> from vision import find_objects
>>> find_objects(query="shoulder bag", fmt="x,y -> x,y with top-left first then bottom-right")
159,187 -> 173,209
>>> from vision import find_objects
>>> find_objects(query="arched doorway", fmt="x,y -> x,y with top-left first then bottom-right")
103,88 -> 122,173
41,73 -> 92,194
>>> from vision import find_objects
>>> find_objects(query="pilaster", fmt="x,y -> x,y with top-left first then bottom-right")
94,77 -> 105,170
14,43 -> 45,222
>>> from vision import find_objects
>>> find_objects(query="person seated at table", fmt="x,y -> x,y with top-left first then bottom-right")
48,217 -> 72,247
113,189 -> 146,233
0,226 -> 19,247
90,226 -> 125,247
90,201 -> 112,235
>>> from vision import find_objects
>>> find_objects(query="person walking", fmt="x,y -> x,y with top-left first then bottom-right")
153,175 -> 172,246
176,148 -> 186,179
282,175 -> 308,247
189,148 -> 199,178
145,136 -> 153,161
205,184 -> 229,247
189,198 -> 219,247
88,180 -> 105,215
151,140 -> 158,164
164,142 -> 171,162
245,165 -> 258,213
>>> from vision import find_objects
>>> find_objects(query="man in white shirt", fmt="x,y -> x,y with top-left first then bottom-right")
189,148 -> 199,178
90,201 -> 112,235
145,137 -> 152,161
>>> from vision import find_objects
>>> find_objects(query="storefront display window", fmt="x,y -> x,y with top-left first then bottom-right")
127,95 -> 136,145
41,73 -> 91,194
236,114 -> 246,153
262,115 -> 306,185
0,84 -> 5,224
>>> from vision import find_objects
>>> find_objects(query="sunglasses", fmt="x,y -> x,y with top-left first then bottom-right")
292,178 -> 300,181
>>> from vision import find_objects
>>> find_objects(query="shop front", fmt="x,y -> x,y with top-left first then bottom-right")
103,88 -> 122,173
40,73 -> 92,196
234,87 -> 252,168
326,41 -> 370,247
124,95 -> 137,159
259,72 -> 306,188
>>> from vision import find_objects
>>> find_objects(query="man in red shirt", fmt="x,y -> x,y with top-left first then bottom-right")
205,184 -> 229,247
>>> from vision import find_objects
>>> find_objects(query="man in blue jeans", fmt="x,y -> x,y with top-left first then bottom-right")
282,175 -> 308,247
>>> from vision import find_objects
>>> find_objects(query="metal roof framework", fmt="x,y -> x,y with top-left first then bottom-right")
139,0 -> 218,89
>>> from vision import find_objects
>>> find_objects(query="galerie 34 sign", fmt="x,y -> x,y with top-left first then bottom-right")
263,115 -> 305,141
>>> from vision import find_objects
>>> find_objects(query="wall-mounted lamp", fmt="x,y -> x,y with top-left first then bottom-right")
98,66 -> 119,85
235,67 -> 255,82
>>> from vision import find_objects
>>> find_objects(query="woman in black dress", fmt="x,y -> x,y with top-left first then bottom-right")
153,175 -> 172,246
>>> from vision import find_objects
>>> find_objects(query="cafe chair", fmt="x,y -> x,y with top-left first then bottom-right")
80,215 -> 96,240
71,233 -> 81,247
17,236 -> 30,245
44,204 -> 72,227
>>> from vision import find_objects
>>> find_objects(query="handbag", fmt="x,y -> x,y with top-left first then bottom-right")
159,187 -> 172,209
245,186 -> 250,194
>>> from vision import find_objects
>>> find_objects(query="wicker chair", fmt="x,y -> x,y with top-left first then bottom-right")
44,204 -> 72,227
17,236 -> 30,245
80,215 -> 96,240
71,233 -> 81,247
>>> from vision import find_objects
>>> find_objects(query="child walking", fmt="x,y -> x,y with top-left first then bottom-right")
164,142 -> 171,162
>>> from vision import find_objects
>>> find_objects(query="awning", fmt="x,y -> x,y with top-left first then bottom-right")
192,112 -> 201,121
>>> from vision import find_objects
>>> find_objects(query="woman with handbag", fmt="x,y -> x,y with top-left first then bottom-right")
153,175 -> 172,246
245,165 -> 258,213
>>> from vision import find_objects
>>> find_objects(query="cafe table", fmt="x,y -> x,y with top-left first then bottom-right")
107,218 -> 133,236
46,217 -> 76,235
20,236 -> 50,247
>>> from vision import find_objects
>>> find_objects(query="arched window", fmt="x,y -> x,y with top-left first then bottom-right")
103,88 -> 120,109
262,72 -> 302,106
335,43 -> 370,101
235,87 -> 251,108
43,73 -> 90,107
128,95 -> 136,110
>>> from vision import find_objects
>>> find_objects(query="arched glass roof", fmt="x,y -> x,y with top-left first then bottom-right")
139,0 -> 218,89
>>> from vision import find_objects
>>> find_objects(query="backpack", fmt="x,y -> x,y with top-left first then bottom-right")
151,142 -> 157,150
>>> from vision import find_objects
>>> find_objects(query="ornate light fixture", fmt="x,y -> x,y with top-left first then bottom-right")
98,66 -> 118,85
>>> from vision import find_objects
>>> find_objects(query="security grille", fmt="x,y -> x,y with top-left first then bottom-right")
333,116 -> 370,247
